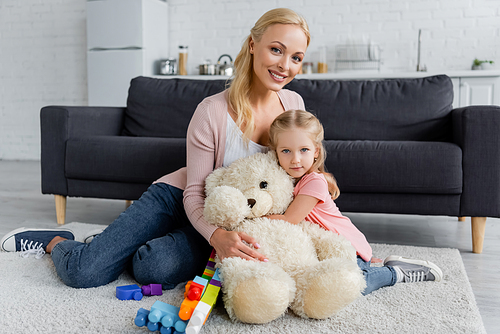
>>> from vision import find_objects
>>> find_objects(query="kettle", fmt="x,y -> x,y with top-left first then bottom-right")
217,54 -> 234,76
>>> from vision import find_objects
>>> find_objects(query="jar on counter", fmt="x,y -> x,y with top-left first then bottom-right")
303,62 -> 313,74
160,58 -> 177,75
178,45 -> 188,75
317,45 -> 328,73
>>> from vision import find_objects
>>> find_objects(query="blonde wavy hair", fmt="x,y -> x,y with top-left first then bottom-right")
227,8 -> 310,142
269,109 -> 340,200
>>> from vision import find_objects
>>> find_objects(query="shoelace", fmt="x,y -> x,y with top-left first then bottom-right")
404,270 -> 425,283
19,239 -> 45,259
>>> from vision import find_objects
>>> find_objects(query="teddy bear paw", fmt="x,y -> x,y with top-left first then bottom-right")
230,277 -> 292,324
293,259 -> 365,319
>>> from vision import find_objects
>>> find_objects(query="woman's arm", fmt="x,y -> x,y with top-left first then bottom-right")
183,97 -> 267,262
266,194 -> 319,224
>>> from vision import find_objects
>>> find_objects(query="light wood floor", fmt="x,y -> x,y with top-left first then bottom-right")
1,160 -> 498,333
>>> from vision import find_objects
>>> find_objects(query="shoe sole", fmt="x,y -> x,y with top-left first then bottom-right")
1,227 -> 74,252
384,255 -> 443,282
83,228 -> 106,243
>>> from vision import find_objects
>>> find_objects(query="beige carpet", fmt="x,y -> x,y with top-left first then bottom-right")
0,222 -> 486,334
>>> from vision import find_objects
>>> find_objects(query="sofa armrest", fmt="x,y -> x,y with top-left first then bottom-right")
453,105 -> 500,217
40,106 -> 126,195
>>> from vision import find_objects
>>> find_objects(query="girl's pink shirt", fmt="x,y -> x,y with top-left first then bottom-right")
294,172 -> 373,261
155,89 -> 305,243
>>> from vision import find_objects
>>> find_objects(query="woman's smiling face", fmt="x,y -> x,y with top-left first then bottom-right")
249,24 -> 308,92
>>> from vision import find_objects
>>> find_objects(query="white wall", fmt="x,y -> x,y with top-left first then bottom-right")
169,0 -> 500,74
1,0 -> 499,160
0,0 -> 87,160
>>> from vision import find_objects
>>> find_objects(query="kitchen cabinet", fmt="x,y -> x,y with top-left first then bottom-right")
292,70 -> 500,108
456,76 -> 500,107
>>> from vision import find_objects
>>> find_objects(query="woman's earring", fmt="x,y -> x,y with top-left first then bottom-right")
314,158 -> 317,162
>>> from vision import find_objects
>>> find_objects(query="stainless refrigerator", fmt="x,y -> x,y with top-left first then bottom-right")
86,0 -> 169,106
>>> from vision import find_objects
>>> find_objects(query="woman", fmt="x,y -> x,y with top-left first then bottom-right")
1,8 -> 311,289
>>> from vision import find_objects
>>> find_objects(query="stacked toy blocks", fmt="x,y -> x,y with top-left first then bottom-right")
185,269 -> 221,334
133,249 -> 221,334
135,301 -> 188,334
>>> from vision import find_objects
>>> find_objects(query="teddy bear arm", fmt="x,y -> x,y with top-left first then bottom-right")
300,221 -> 357,262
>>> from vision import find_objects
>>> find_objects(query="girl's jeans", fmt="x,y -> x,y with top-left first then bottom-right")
358,257 -> 397,295
51,183 -> 212,289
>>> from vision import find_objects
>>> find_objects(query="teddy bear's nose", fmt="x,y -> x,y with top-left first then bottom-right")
247,198 -> 256,208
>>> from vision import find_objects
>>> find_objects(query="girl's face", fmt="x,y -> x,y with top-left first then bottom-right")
249,24 -> 308,92
275,128 -> 319,179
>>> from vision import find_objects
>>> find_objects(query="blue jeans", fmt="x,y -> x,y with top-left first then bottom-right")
51,183 -> 212,289
358,257 -> 397,295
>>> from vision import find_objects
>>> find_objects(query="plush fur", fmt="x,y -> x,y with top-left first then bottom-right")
204,152 -> 366,324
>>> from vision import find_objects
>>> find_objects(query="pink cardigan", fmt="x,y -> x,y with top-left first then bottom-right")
155,89 -> 305,242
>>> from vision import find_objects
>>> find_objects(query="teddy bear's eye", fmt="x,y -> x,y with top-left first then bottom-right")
260,181 -> 268,189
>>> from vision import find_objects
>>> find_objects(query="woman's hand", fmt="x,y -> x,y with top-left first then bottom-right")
209,228 -> 268,262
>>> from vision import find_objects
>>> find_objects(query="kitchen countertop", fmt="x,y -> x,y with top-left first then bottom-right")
153,70 -> 500,80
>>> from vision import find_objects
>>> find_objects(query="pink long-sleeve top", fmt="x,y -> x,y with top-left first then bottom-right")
155,89 -> 305,243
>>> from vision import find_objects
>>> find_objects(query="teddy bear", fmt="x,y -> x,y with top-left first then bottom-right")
203,151 -> 366,324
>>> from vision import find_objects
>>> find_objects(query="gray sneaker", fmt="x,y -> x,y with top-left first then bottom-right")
83,227 -> 106,243
384,255 -> 443,283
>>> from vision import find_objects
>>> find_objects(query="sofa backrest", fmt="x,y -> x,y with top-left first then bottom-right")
285,75 -> 454,141
123,75 -> 454,142
123,77 -> 228,137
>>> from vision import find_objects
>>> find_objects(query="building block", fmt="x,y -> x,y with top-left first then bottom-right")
201,249 -> 217,280
147,320 -> 160,332
134,308 -> 150,327
178,276 -> 209,321
179,298 -> 199,321
116,284 -> 143,301
186,277 -> 208,301
142,283 -> 163,296
135,301 -> 188,333
149,301 -> 187,333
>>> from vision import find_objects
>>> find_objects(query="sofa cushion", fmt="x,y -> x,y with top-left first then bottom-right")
285,75 -> 454,142
65,136 -> 186,184
123,77 -> 228,137
325,140 -> 462,194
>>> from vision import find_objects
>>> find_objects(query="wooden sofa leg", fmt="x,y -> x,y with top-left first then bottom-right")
458,217 -> 466,222
471,217 -> 486,254
125,200 -> 133,209
55,195 -> 67,225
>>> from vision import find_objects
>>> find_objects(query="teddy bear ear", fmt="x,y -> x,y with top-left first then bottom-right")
205,166 -> 227,196
266,150 -> 278,162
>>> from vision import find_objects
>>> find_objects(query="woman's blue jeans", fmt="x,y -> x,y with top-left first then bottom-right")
51,183 -> 212,289
358,257 -> 397,295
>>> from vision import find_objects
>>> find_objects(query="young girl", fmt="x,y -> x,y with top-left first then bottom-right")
267,109 -> 443,295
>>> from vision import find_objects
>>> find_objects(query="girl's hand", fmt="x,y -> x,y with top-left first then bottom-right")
209,228 -> 268,262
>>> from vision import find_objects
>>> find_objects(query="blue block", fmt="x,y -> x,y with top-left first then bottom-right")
116,284 -> 143,301
134,308 -> 150,327
147,320 -> 160,332
160,326 -> 173,334
149,301 -> 187,333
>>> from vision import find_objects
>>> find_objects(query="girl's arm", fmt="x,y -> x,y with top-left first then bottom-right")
266,194 -> 319,224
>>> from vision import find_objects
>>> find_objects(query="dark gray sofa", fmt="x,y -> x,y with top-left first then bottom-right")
40,75 -> 500,253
